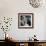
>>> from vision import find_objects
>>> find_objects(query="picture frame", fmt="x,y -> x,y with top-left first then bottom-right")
18,13 -> 34,29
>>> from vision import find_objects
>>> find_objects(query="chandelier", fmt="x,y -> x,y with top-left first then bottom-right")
29,0 -> 44,8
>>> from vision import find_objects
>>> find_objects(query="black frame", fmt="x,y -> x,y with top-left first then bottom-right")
18,13 -> 34,29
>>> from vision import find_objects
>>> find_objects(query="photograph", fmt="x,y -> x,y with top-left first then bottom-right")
18,13 -> 34,28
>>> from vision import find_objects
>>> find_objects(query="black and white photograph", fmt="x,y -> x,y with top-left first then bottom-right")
18,13 -> 34,28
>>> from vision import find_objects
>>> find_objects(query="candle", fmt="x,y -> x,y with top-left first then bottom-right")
6,34 -> 8,38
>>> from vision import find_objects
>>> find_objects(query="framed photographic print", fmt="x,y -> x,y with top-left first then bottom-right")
18,13 -> 34,28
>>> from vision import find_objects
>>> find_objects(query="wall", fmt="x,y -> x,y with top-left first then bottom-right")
0,0 -> 46,40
